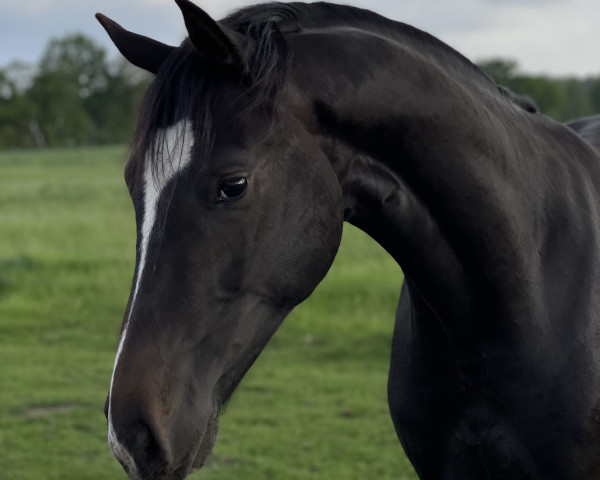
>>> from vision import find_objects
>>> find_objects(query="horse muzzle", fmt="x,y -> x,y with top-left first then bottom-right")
107,405 -> 219,480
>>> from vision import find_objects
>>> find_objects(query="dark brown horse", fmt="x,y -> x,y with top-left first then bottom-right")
96,2 -> 600,479
568,115 -> 600,154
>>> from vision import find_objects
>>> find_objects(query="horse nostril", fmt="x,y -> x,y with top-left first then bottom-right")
135,422 -> 170,476
110,416 -> 171,478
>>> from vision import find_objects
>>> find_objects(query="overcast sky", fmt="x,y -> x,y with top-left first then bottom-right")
1,0 -> 598,77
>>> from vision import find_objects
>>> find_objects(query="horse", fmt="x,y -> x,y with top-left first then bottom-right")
568,115 -> 600,155
96,1 -> 600,479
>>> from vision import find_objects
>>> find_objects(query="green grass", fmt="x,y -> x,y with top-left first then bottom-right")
0,147 -> 417,480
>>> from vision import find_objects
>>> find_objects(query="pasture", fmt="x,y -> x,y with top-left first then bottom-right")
0,147 -> 416,479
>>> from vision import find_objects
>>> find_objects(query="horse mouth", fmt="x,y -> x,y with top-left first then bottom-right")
187,412 -> 220,476
150,411 -> 220,480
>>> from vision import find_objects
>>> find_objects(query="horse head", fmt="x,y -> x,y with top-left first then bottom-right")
97,1 -> 343,478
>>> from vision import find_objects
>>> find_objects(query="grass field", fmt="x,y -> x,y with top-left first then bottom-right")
0,146 -> 417,480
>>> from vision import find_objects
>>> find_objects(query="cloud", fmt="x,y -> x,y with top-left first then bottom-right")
365,0 -> 600,76
1,0 -> 599,76
438,0 -> 600,75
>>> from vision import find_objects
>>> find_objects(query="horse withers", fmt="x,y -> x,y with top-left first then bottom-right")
97,1 -> 600,479
568,115 -> 600,154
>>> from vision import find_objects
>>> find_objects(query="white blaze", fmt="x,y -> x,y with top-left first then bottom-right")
107,119 -> 194,474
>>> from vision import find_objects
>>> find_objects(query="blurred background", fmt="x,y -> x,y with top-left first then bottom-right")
1,1 -> 598,479
1,0 -> 599,148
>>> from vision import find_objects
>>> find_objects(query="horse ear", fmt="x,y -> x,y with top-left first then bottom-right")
95,13 -> 175,75
174,0 -> 248,74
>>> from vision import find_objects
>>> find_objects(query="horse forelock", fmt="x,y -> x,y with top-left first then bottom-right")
125,12 -> 292,190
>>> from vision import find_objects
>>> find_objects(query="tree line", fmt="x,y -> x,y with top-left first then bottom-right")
0,33 -> 599,149
0,34 -> 151,149
479,59 -> 600,121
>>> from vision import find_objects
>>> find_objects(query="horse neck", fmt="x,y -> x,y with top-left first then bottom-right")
286,28 -> 541,343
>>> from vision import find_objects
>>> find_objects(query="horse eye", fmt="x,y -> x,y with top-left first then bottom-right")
218,177 -> 248,202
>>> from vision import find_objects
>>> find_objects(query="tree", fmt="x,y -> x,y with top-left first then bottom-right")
589,78 -> 600,115
478,58 -> 519,86
0,32 -> 152,149
478,58 -> 595,121
27,70 -> 90,146
0,64 -> 37,147
509,75 -> 568,119
559,78 -> 594,121
24,34 -> 114,146
38,34 -> 109,98
83,58 -> 151,144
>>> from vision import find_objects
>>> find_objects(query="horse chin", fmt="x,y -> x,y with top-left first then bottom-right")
188,413 -> 220,474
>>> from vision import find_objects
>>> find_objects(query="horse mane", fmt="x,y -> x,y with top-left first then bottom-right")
128,2 -> 522,187
226,2 -> 499,90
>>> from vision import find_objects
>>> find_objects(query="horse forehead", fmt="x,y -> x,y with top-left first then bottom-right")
145,119 -> 195,186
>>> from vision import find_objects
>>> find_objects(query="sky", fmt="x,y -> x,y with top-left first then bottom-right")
1,0 -> 599,77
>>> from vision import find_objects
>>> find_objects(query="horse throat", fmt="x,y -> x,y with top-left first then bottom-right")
321,133 -> 481,345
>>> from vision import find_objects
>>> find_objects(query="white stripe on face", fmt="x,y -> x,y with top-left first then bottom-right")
107,119 -> 195,474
